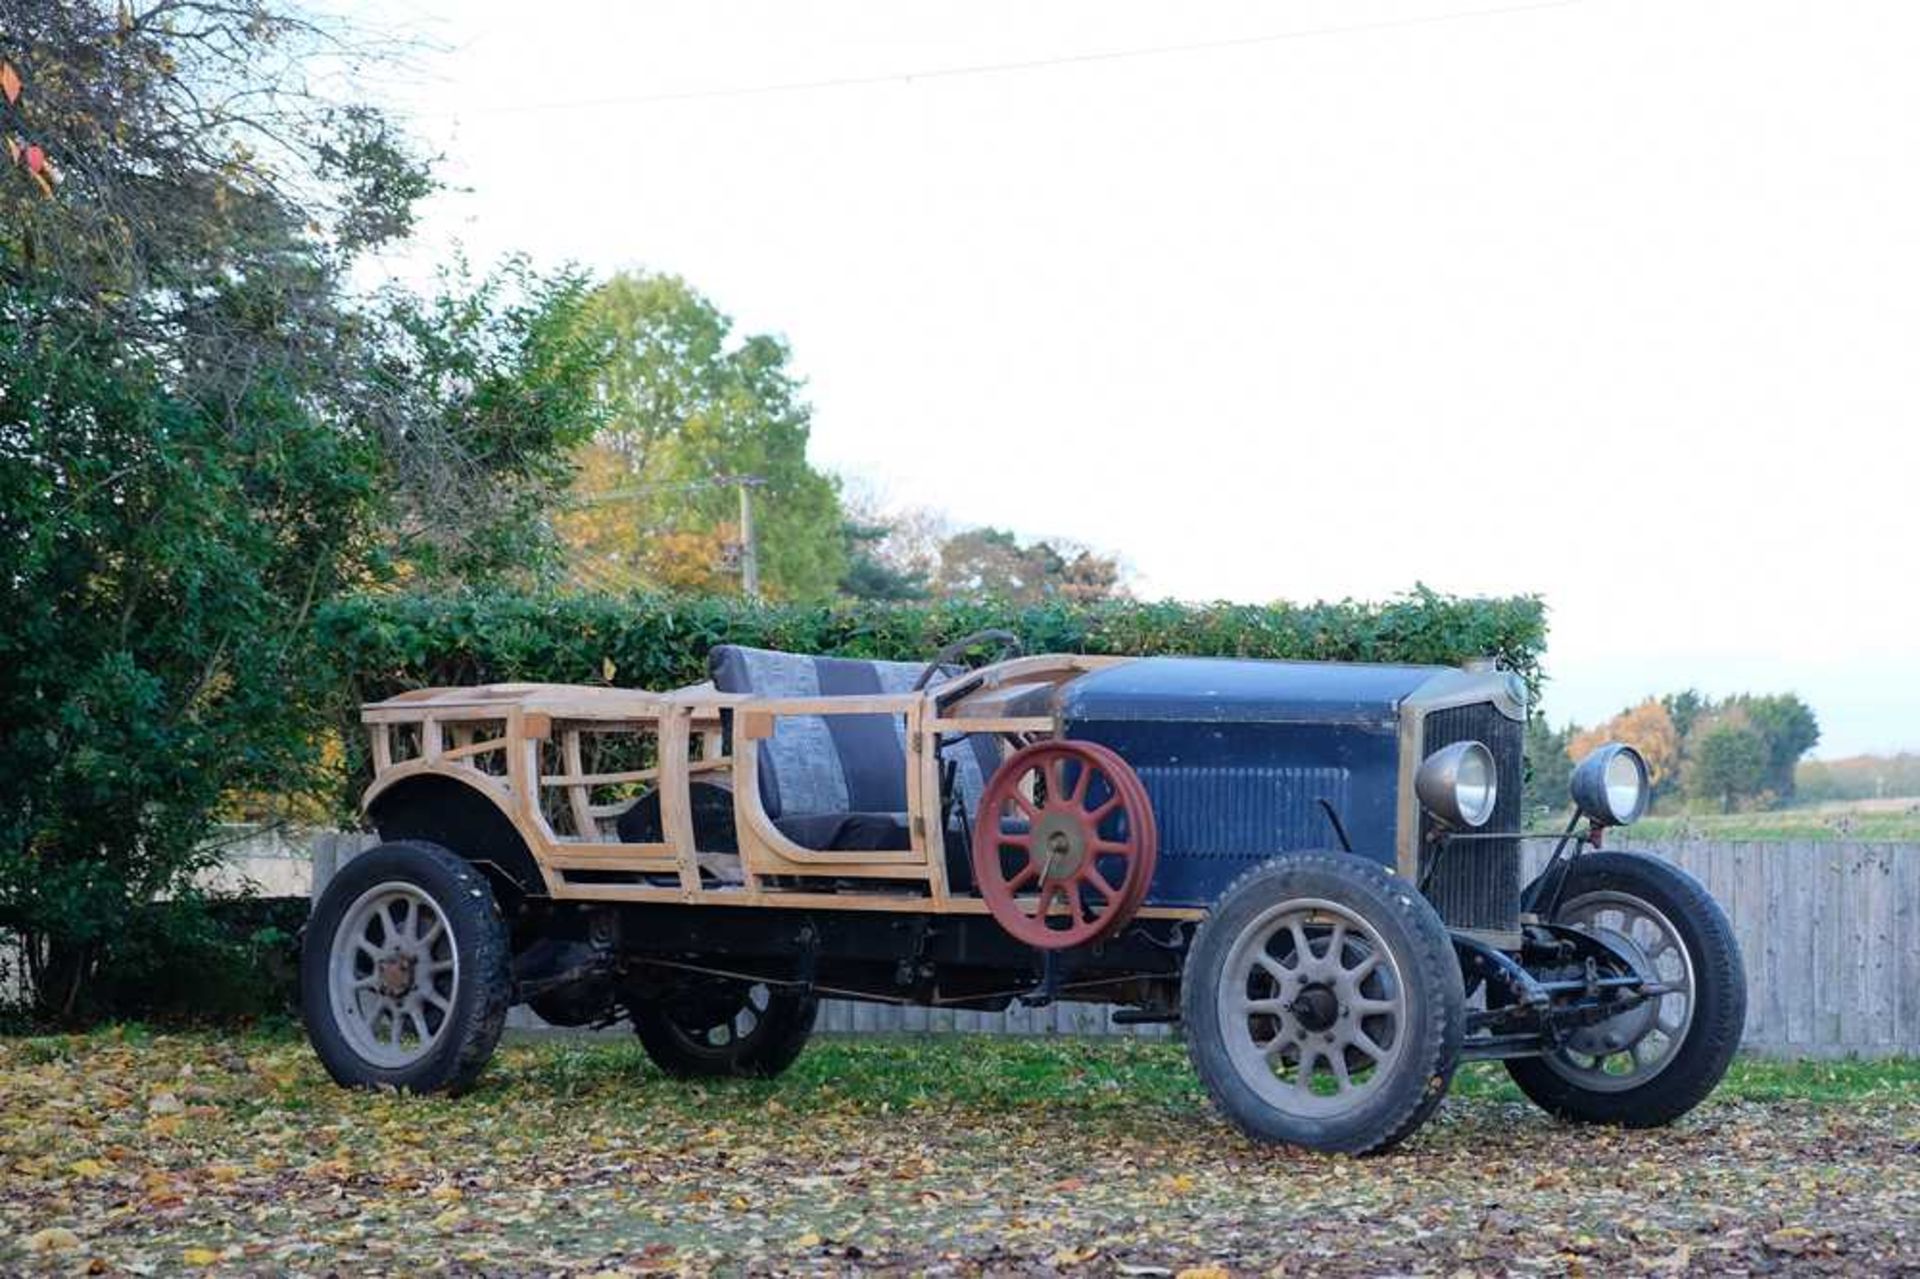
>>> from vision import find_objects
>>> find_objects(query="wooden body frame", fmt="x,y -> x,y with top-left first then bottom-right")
359,655 -> 1207,923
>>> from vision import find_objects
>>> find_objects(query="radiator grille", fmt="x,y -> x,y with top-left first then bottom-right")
1134,765 -> 1350,858
1418,703 -> 1524,934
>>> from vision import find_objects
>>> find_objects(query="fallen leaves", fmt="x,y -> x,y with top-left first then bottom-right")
24,1227 -> 80,1255
0,1032 -> 1913,1275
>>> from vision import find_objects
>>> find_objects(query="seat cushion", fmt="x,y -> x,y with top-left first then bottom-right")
709,645 -> 999,821
774,811 -> 910,852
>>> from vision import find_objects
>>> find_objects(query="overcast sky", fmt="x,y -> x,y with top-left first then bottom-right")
354,0 -> 1919,757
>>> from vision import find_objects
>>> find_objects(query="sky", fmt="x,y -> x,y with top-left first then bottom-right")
349,0 -> 1919,756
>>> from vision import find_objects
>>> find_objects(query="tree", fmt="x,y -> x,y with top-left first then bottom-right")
1523,716 -> 1575,818
1685,712 -> 1771,813
1568,698 -> 1682,796
1732,693 -> 1820,801
1661,689 -> 1707,743
0,3 -> 601,1019
932,527 -> 1125,604
1796,752 -> 1920,804
839,518 -> 930,600
371,258 -> 605,582
557,273 -> 847,600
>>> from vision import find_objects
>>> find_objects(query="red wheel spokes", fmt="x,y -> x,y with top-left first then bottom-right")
972,740 -> 1158,950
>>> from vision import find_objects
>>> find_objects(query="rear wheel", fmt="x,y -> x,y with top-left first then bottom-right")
1506,851 -> 1744,1127
1182,853 -> 1464,1154
631,979 -> 818,1078
301,840 -> 512,1094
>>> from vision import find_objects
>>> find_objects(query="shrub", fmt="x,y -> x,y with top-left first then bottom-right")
314,586 -> 1547,812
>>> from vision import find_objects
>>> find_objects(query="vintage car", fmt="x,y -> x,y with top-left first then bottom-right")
301,633 -> 1745,1153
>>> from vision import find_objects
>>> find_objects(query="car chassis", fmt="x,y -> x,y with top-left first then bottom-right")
303,637 -> 1744,1153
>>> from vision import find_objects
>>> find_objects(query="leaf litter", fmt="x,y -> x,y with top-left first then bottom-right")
0,1031 -> 1913,1275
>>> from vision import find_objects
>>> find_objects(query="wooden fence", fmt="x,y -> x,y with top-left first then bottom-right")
306,834 -> 1918,1058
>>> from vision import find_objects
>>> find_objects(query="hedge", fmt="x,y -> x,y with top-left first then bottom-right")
315,586 -> 1547,706
0,896 -> 307,1031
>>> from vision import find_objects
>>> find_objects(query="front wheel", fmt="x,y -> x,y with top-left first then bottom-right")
631,979 -> 818,1078
301,840 -> 512,1094
1182,853 -> 1464,1155
1506,851 -> 1745,1127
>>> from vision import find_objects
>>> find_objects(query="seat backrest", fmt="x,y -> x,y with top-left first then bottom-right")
709,645 -> 997,821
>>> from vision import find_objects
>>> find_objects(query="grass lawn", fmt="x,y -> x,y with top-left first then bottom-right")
1,1028 -> 1915,1275
1627,804 -> 1920,843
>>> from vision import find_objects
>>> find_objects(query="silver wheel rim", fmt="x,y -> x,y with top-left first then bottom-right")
670,983 -> 772,1051
1216,897 -> 1409,1118
329,881 -> 460,1069
1544,889 -> 1696,1091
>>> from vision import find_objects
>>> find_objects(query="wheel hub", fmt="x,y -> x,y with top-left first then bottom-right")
1289,983 -> 1340,1033
1031,812 -> 1087,879
1562,925 -> 1659,1058
376,952 -> 417,999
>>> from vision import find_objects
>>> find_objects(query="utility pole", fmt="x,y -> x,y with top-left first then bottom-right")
736,477 -> 760,600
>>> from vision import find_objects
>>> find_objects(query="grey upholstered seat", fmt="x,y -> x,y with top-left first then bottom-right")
708,645 -> 1000,853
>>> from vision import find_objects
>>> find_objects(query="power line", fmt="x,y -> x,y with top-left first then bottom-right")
463,1 -> 1584,115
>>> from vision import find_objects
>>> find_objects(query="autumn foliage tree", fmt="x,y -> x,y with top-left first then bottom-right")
835,494 -> 1128,605
1569,699 -> 1682,796
1562,690 -> 1820,815
932,528 -> 1125,604
556,273 -> 847,600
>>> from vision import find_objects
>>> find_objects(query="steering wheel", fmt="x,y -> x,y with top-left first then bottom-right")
911,628 -> 1025,692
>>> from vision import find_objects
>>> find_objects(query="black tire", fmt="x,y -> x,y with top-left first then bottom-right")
632,980 -> 818,1078
1182,853 -> 1464,1155
301,840 -> 512,1095
1506,851 -> 1744,1127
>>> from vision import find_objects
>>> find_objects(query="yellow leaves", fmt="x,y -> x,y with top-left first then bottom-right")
0,1032 -> 1911,1274
145,1112 -> 186,1137
1763,1226 -> 1825,1256
26,1227 -> 83,1254
0,60 -> 20,106
1569,699 -> 1679,789
302,1154 -> 352,1181
143,1171 -> 185,1208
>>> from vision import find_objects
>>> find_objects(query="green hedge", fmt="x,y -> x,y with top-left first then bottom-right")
316,586 -> 1546,703
1,897 -> 307,1031
310,587 -> 1542,818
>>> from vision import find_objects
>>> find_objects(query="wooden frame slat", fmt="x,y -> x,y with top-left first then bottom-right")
355,655 -> 1118,916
